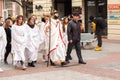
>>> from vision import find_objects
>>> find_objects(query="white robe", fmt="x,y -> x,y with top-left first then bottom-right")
63,24 -> 68,50
45,19 -> 66,63
11,24 -> 27,64
0,27 -> 7,61
39,22 -> 47,56
25,24 -> 40,62
40,22 -> 46,42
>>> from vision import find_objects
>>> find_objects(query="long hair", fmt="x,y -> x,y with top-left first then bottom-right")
62,17 -> 69,32
27,15 -> 36,28
15,15 -> 24,26
4,19 -> 13,28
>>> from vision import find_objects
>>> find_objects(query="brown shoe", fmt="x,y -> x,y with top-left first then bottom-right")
61,62 -> 68,66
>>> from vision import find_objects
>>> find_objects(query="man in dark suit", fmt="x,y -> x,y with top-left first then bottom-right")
65,12 -> 86,64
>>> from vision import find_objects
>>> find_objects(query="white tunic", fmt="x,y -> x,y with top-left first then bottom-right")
39,22 -> 46,50
45,19 -> 66,63
39,22 -> 47,56
0,27 -> 7,60
25,24 -> 40,61
11,24 -> 27,64
63,24 -> 68,50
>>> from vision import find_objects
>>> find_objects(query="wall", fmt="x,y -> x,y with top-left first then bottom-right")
72,0 -> 85,26
108,0 -> 120,40
33,0 -> 52,19
0,0 -> 2,16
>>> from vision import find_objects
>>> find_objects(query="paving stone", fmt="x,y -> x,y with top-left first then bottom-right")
97,62 -> 120,71
0,70 -> 115,80
0,41 -> 120,80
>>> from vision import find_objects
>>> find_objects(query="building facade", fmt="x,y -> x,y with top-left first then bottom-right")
0,0 -> 21,19
33,0 -> 120,40
107,0 -> 120,40
0,0 -> 120,40
0,0 -> 2,16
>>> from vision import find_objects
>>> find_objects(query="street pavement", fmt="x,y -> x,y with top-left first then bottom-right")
0,39 -> 120,80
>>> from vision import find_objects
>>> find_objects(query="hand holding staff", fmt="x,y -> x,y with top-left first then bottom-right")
47,6 -> 53,67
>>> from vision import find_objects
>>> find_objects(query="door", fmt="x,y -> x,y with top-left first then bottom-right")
57,3 -> 64,18
54,0 -> 72,18
85,0 -> 107,35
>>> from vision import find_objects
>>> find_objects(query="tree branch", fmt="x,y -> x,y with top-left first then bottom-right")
10,0 -> 23,8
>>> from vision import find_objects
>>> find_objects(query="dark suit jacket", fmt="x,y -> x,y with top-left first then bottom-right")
67,20 -> 81,41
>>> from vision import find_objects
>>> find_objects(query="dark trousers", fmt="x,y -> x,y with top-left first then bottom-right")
66,41 -> 83,62
96,32 -> 102,47
4,44 -> 11,62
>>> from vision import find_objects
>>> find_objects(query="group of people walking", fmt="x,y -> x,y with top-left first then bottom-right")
0,11 -> 86,72
0,15 -> 40,71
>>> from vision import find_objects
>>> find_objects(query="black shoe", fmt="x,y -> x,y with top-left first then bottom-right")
28,62 -> 35,67
28,63 -> 31,67
20,60 -> 24,65
69,55 -> 72,60
65,56 -> 70,63
79,61 -> 86,64
4,60 -> 8,64
31,63 -> 35,67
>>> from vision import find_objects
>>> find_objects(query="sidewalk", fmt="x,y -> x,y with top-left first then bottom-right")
0,39 -> 120,80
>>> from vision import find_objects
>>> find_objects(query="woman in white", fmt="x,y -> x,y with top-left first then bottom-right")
62,17 -> 73,60
45,11 -> 67,66
25,16 -> 40,67
0,26 -> 7,72
62,17 -> 69,49
11,15 -> 27,70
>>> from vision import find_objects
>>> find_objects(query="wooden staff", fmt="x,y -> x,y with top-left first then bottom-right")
47,6 -> 53,67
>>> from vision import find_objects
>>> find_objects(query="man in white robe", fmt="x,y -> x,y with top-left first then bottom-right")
44,11 -> 67,66
0,26 -> 7,72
